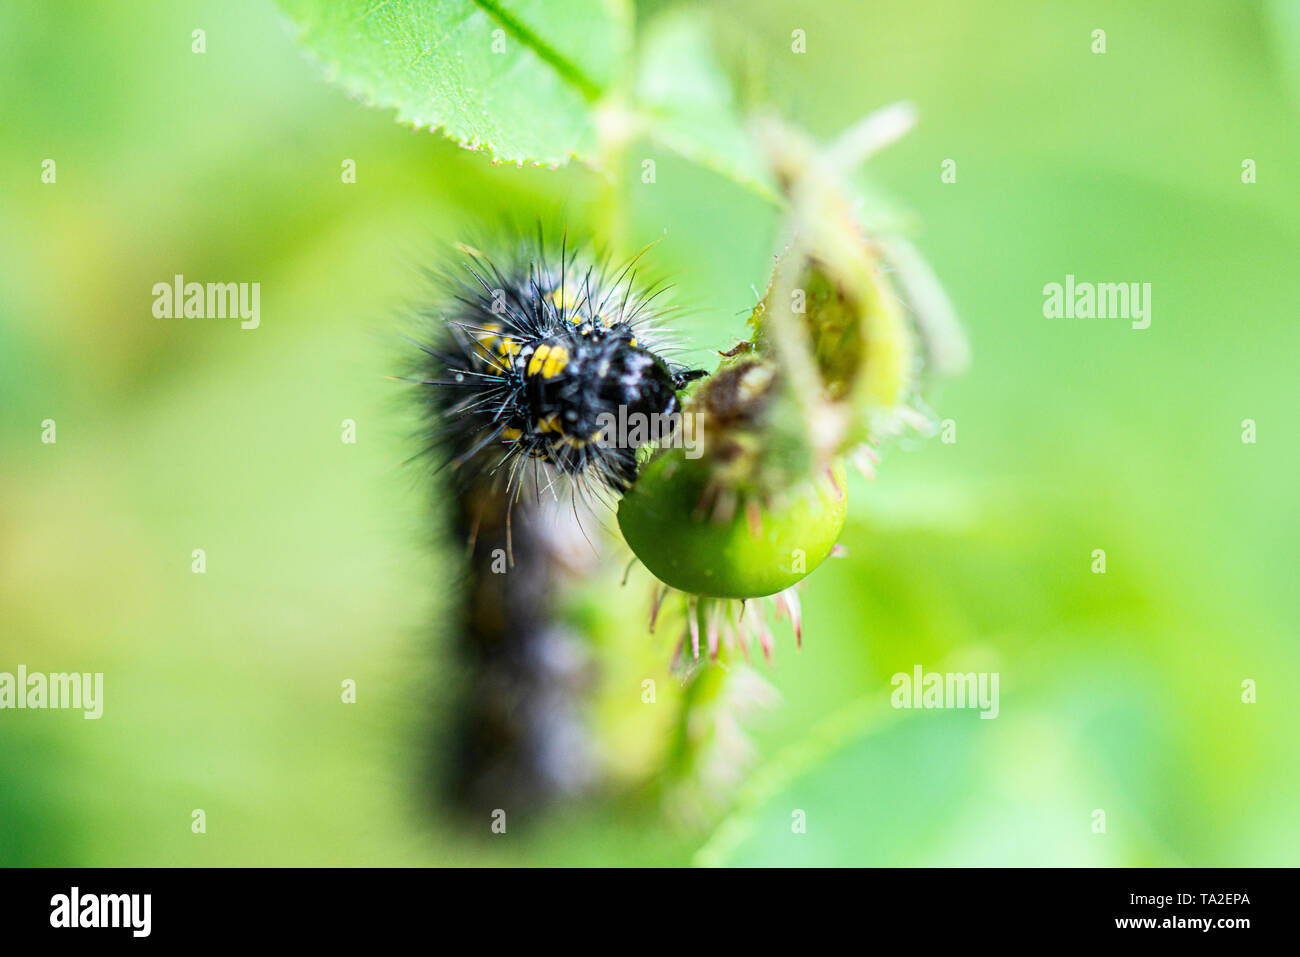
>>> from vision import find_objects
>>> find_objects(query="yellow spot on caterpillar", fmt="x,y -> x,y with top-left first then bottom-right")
629,338 -> 638,347
550,287 -> 580,315
537,414 -> 562,434
526,343 -> 570,378
527,343 -> 552,376
541,345 -> 569,378
501,427 -> 522,441
497,338 -> 520,357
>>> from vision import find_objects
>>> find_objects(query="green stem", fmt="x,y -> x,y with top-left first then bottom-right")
694,691 -> 902,867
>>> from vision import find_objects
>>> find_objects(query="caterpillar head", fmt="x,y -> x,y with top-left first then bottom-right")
418,239 -> 707,502
521,329 -> 705,490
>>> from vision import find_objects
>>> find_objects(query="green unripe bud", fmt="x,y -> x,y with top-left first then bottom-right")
618,448 -> 847,599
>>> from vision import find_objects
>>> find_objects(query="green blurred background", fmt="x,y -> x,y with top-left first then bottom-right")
2,0 -> 1297,866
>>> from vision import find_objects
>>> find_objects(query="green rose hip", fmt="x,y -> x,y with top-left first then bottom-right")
618,448 -> 848,600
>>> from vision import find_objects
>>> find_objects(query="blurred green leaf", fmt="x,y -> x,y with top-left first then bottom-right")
276,0 -> 631,165
1266,0 -> 1300,110
697,692 -> 1137,867
635,10 -> 777,199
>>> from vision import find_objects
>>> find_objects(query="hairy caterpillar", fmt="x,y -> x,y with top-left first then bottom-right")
412,233 -> 705,810
417,235 -> 705,518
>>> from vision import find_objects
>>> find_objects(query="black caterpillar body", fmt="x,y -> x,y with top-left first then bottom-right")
423,239 -> 704,498
416,237 -> 703,812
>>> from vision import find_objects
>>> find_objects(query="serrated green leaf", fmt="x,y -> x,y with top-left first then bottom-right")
277,0 -> 630,166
